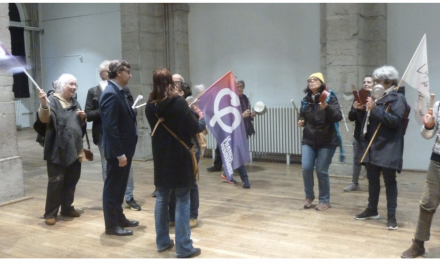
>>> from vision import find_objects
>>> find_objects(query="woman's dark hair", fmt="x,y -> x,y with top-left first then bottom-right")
303,83 -> 326,94
148,67 -> 176,103
181,82 -> 192,98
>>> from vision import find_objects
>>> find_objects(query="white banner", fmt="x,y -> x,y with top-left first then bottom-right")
401,34 -> 430,125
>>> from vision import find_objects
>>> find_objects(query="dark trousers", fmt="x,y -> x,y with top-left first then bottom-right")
213,145 -> 222,169
44,160 -> 81,219
103,157 -> 132,227
169,181 -> 199,221
366,163 -> 398,215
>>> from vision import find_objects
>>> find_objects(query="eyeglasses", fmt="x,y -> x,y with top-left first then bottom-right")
307,78 -> 319,83
174,81 -> 182,86
122,69 -> 131,75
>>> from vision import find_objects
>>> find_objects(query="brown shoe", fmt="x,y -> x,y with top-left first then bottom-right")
315,203 -> 331,211
303,197 -> 314,208
190,219 -> 198,229
45,217 -> 56,225
61,209 -> 80,217
401,239 -> 425,258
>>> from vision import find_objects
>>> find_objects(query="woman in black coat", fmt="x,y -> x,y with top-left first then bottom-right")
298,72 -> 342,211
145,68 -> 201,258
354,65 -> 407,230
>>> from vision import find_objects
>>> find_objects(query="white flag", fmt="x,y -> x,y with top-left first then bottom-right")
401,34 -> 430,125
0,42 -> 29,74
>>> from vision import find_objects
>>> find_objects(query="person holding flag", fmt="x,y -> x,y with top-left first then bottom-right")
219,80 -> 254,188
197,73 -> 253,189
354,65 -> 407,230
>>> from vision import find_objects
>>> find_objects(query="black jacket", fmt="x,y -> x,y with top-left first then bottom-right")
300,91 -> 342,149
85,84 -> 135,145
145,95 -> 200,189
348,90 -> 371,141
358,87 -> 407,172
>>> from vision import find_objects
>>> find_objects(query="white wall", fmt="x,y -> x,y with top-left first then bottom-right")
40,3 -> 122,129
188,3 -> 321,107
388,3 -> 440,170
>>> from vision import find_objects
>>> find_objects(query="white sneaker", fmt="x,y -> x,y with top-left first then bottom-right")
343,183 -> 360,192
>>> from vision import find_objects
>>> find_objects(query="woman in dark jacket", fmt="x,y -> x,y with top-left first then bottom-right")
145,68 -> 201,258
298,72 -> 342,211
354,65 -> 407,230
37,74 -> 86,225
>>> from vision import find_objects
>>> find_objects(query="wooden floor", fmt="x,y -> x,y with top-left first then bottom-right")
1,129 -> 439,259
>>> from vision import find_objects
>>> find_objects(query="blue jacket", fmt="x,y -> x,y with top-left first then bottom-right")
99,81 -> 138,159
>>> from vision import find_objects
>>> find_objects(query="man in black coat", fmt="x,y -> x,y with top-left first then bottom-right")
100,60 -> 139,236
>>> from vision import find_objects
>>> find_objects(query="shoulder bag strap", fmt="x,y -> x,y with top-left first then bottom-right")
85,130 -> 91,150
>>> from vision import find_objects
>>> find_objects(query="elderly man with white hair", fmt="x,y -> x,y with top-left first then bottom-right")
353,65 -> 408,230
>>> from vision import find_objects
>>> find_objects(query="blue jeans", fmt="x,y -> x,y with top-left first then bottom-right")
169,181 -> 199,221
155,187 -> 197,257
99,144 -> 134,201
301,144 -> 336,203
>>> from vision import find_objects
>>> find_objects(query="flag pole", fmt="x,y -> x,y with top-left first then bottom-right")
0,41 -> 49,103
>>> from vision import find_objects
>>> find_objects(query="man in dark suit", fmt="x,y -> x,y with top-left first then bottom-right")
85,60 -> 141,211
99,60 -> 139,236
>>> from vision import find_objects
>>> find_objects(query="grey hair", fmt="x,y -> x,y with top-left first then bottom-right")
57,73 -> 77,94
372,65 -> 399,85
99,60 -> 111,74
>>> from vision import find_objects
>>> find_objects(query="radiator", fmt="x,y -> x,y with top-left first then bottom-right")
206,106 -> 302,164
14,100 -> 22,129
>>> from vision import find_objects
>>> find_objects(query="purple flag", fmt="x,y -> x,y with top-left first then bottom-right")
197,71 -> 251,180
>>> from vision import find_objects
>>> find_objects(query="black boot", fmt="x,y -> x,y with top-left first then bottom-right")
401,239 -> 425,258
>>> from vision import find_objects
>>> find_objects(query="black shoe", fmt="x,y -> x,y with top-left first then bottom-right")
207,166 -> 222,172
157,239 -> 175,252
151,189 -> 157,198
177,248 -> 201,258
105,226 -> 133,236
242,180 -> 250,188
126,198 -> 141,211
387,214 -> 398,230
120,219 -> 139,227
354,209 -> 380,220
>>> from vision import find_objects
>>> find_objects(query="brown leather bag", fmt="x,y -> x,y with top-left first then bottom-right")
83,130 -> 94,161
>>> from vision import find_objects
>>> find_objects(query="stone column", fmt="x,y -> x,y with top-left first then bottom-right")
119,3 -> 190,161
171,4 -> 190,84
322,3 -> 387,176
0,3 -> 25,204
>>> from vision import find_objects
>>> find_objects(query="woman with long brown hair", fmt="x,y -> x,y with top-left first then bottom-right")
145,68 -> 201,258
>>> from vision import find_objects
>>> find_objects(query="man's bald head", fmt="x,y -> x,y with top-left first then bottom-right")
172,74 -> 184,83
